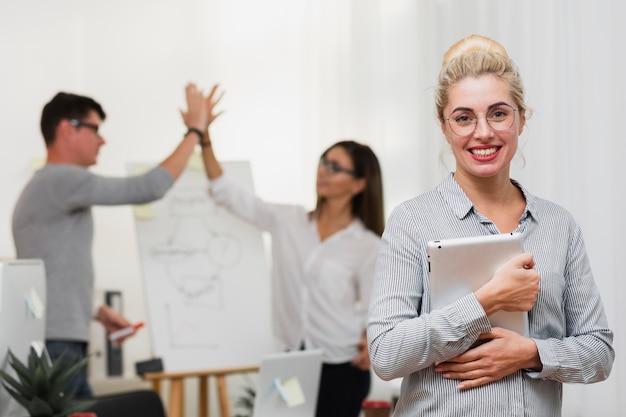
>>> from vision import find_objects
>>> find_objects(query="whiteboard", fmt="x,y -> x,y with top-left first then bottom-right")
129,155 -> 275,371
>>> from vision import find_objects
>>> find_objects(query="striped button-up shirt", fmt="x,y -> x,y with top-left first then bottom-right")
368,173 -> 614,417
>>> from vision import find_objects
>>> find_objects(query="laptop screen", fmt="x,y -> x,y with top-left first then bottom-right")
252,349 -> 323,417
0,259 -> 46,417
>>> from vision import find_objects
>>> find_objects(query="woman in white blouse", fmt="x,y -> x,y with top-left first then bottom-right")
195,86 -> 385,417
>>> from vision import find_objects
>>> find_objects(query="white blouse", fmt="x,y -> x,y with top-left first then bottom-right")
209,174 -> 381,363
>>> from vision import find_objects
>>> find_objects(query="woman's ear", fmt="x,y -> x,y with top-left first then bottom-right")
518,109 -> 526,135
352,178 -> 366,195
439,119 -> 452,144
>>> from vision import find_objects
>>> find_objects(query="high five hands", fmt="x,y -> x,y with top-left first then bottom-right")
180,83 -> 225,133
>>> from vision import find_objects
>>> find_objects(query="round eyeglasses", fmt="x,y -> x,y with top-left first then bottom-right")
444,104 -> 519,137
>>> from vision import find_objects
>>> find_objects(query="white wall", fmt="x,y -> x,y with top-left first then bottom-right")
1,1 -> 623,416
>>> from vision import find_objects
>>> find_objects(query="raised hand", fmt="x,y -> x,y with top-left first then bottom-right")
205,84 -> 225,128
180,83 -> 209,132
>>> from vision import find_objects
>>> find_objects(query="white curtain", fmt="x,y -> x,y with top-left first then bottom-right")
1,1 -> 623,414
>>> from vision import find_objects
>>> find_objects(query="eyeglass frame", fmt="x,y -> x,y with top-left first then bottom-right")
318,155 -> 358,177
69,118 -> 101,134
444,103 -> 519,137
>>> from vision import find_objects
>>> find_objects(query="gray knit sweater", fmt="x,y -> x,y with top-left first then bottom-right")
12,163 -> 174,341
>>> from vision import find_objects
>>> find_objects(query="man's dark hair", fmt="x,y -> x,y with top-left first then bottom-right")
40,92 -> 106,145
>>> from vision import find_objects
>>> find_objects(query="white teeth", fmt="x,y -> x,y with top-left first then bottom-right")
471,148 -> 496,156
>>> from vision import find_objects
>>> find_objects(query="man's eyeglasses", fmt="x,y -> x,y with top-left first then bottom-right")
69,119 -> 100,134
319,155 -> 357,177
444,103 -> 519,137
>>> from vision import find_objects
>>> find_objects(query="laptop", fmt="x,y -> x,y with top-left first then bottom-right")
0,259 -> 47,417
427,233 -> 528,336
252,349 -> 323,417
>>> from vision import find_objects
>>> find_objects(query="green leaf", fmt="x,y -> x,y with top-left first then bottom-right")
48,350 -> 70,381
5,350 -> 35,391
28,346 -> 38,374
1,383 -> 32,410
0,369 -> 32,399
45,390 -> 71,413
0,347 -> 93,416
53,399 -> 97,417
27,396 -> 54,416
52,355 -> 91,394
33,364 -> 51,399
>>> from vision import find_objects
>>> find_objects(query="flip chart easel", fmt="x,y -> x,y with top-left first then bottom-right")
129,156 -> 275,372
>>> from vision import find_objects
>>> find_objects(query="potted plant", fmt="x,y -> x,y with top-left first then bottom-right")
0,346 -> 95,417
233,376 -> 256,417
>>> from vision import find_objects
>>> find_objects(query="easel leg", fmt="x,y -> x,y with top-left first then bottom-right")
217,374 -> 231,417
199,375 -> 209,417
169,377 -> 185,417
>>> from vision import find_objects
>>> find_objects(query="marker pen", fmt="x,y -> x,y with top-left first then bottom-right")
108,322 -> 145,342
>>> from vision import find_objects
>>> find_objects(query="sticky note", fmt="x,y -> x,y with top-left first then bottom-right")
133,204 -> 155,220
281,377 -> 306,407
28,287 -> 44,319
131,164 -> 153,175
30,158 -> 45,172
187,152 -> 204,171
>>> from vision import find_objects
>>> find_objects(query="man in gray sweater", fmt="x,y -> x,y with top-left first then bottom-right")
12,84 -> 216,399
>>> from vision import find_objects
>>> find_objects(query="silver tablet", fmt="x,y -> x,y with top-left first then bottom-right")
427,232 -> 528,336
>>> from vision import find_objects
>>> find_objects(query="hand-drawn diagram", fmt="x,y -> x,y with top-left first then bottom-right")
130,158 -> 275,371
150,188 -> 241,305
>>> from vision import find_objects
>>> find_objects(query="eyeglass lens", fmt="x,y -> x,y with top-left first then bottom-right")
447,104 -> 517,136
69,119 -> 100,134
319,156 -> 356,176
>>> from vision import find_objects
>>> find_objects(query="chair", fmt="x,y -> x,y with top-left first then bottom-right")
86,389 -> 166,417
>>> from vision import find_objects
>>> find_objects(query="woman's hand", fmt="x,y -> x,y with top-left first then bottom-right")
204,84 -> 224,128
434,327 -> 541,390
475,252 -> 540,316
351,332 -> 371,370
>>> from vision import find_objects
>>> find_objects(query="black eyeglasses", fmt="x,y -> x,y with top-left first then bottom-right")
69,119 -> 100,134
319,155 -> 357,177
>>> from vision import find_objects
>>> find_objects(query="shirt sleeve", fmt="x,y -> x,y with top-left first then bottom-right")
57,165 -> 174,208
208,174 -> 283,232
529,224 -> 614,383
367,203 -> 492,381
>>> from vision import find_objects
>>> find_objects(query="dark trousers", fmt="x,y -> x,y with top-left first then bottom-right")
46,340 -> 93,400
315,362 -> 371,417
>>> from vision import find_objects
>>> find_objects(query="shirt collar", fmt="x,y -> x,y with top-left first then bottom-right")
319,218 -> 368,243
347,218 -> 368,236
437,172 -> 539,223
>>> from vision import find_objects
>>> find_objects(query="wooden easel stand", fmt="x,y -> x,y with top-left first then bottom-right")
142,365 -> 260,417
